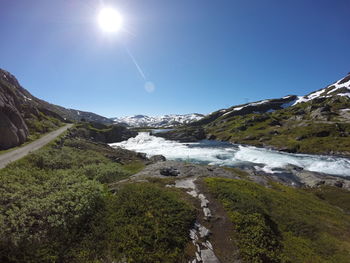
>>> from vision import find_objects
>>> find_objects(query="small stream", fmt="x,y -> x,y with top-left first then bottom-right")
110,132 -> 350,177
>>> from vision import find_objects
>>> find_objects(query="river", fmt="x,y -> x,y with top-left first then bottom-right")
110,132 -> 350,177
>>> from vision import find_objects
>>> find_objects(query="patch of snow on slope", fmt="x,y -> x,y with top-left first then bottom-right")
327,76 -> 350,94
250,100 -> 269,106
293,74 -> 350,105
222,100 -> 271,116
338,92 -> 350,97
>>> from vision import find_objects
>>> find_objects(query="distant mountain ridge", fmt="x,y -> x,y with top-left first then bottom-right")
111,113 -> 205,127
191,72 -> 350,127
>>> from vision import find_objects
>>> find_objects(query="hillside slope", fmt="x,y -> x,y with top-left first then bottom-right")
157,73 -> 350,156
0,69 -> 112,150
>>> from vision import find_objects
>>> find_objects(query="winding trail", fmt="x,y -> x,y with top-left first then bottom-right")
0,124 -> 73,169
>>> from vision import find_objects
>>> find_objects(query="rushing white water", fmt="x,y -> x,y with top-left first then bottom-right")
110,132 -> 350,177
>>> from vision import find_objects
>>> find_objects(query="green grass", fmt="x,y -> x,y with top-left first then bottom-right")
205,178 -> 350,263
307,186 -> 350,214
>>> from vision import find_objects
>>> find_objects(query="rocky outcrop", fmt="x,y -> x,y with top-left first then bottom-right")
93,125 -> 137,143
0,70 -> 30,149
0,69 -> 68,149
154,127 -> 206,142
149,155 -> 166,163
160,167 -> 180,176
70,122 -> 137,144
0,104 -> 28,149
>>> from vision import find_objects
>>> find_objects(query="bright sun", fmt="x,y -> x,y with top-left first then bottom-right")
98,7 -> 123,33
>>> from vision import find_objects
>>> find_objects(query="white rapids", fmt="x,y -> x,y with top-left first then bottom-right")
110,132 -> 350,177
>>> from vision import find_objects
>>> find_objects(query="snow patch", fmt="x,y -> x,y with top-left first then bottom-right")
293,75 -> 350,105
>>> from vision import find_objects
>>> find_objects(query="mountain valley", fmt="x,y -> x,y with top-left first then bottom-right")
1,68 -> 350,263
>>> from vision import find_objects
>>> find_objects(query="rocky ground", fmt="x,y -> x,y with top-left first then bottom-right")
126,160 -> 350,191
109,158 -> 350,263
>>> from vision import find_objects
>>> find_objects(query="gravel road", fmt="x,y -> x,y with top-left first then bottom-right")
0,124 -> 73,169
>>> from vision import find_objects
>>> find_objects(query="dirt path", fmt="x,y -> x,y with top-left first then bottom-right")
196,180 -> 241,263
0,124 -> 73,169
173,176 -> 221,263
130,161 -> 242,263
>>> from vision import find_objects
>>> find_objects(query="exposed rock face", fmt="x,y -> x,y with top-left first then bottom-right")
92,125 -> 137,143
0,106 -> 28,149
0,70 -> 31,149
70,122 -> 137,144
154,127 -> 206,142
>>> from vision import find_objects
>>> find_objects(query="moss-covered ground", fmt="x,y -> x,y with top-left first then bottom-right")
205,178 -> 350,263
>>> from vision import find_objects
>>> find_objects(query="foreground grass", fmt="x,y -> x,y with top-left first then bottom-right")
205,178 -> 350,263
0,133 -> 195,262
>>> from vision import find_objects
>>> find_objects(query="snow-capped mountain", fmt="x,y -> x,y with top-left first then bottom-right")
192,72 -> 350,127
111,113 -> 205,127
217,73 -> 350,116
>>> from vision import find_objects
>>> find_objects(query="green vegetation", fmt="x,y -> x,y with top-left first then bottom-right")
0,130 -> 195,262
100,184 -> 195,262
25,111 -> 63,139
205,178 -> 350,263
204,97 -> 350,155
307,185 -> 350,213
223,167 -> 250,178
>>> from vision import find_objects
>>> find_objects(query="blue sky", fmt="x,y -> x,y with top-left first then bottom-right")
0,0 -> 349,117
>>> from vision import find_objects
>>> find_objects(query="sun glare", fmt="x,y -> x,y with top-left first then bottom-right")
98,7 -> 123,33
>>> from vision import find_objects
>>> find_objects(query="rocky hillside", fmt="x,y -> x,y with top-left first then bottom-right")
0,69 -> 111,150
72,122 -> 137,144
112,113 -> 204,127
156,73 -> 350,156
37,101 -> 113,124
